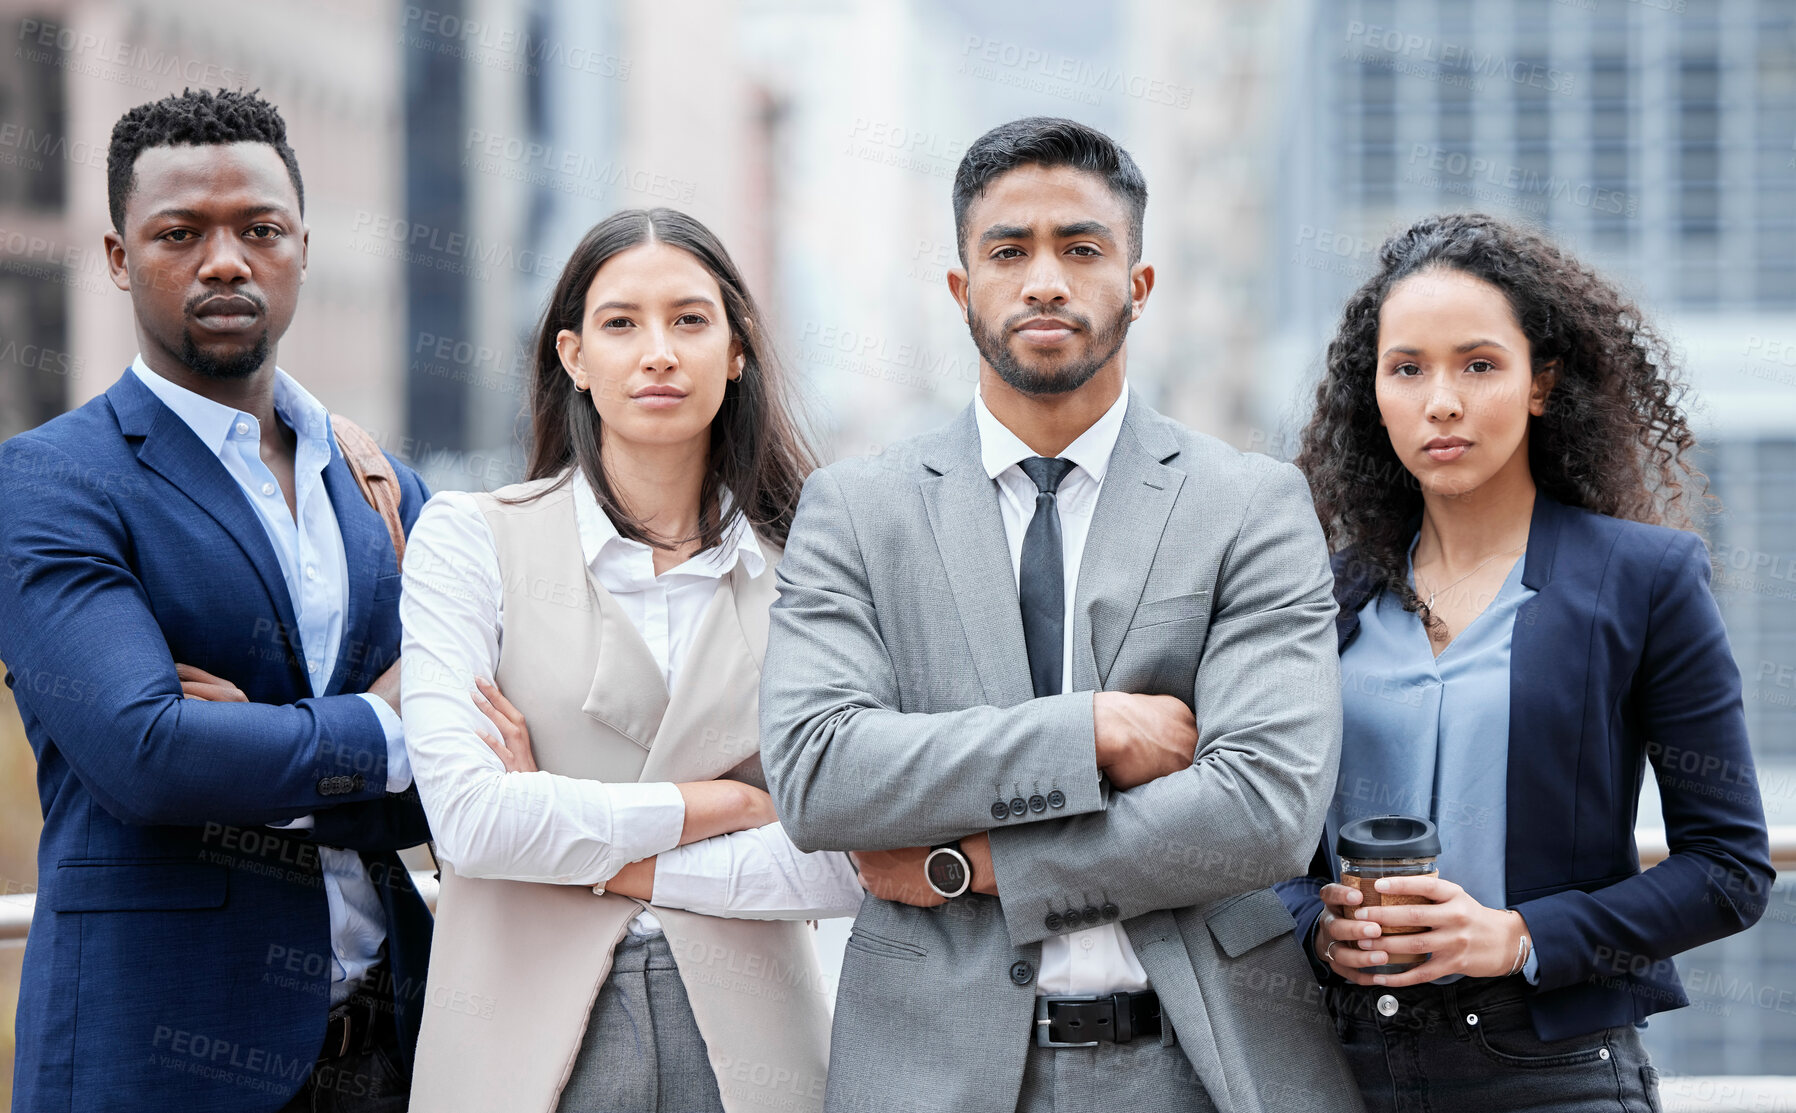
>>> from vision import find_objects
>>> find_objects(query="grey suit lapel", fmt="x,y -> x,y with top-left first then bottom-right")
919,406 -> 1035,707
1074,395 -> 1186,690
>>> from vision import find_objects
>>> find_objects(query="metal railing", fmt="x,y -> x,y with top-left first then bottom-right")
2,826 -> 1792,943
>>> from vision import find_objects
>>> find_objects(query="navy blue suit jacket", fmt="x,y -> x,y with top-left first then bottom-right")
1277,493 -> 1772,1041
0,371 -> 434,1112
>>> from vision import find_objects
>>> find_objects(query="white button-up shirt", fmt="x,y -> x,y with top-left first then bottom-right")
398,479 -> 863,935
973,384 -> 1151,996
130,357 -> 410,1006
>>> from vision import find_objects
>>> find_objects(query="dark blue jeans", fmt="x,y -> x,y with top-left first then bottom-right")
1325,977 -> 1661,1113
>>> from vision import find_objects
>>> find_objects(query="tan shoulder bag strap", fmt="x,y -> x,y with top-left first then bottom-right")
331,414 -> 408,565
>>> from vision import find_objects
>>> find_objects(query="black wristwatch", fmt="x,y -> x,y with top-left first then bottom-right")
924,840 -> 972,899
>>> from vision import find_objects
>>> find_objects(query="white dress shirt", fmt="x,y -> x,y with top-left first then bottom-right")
130,357 -> 410,1006
973,383 -> 1151,996
399,478 -> 863,936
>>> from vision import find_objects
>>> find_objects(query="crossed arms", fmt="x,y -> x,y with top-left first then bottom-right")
0,434 -> 415,844
759,461 -> 1343,945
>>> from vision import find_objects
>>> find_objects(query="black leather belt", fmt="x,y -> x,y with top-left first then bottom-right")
1034,990 -> 1163,1047
321,967 -> 390,1061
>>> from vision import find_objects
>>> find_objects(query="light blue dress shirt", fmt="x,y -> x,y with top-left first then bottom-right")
1330,536 -> 1540,983
131,357 -> 410,1005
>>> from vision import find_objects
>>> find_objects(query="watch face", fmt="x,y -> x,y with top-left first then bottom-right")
926,847 -> 970,898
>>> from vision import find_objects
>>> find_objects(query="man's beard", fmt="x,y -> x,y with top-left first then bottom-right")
967,297 -> 1131,396
181,330 -> 269,379
179,291 -> 270,380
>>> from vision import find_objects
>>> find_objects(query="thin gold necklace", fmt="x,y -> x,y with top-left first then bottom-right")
1416,540 -> 1527,611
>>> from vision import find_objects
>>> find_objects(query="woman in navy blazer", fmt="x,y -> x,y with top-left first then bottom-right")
1277,213 -> 1771,1112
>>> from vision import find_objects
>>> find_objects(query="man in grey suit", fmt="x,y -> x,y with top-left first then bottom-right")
760,117 -> 1362,1113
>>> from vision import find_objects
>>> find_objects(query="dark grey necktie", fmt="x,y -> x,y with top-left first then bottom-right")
1018,456 -> 1076,699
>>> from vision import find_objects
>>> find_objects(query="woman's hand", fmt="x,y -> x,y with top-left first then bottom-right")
473,677 -> 536,773
1318,877 -> 1530,987
175,664 -> 248,702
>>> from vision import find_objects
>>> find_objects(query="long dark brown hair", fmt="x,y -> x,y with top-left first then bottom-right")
1295,211 -> 1706,619
513,208 -> 816,551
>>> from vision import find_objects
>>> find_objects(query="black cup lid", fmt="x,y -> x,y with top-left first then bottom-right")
1337,814 -> 1440,860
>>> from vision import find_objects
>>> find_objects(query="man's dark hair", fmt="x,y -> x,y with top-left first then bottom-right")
107,88 -> 304,234
951,116 -> 1147,264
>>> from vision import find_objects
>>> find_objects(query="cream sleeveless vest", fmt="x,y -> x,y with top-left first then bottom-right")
409,476 -> 832,1113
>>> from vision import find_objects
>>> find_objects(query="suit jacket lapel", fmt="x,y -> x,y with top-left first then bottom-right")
108,373 -> 305,665
321,443 -> 388,695
1076,398 -> 1185,690
1506,493 -> 1583,892
572,502 -> 671,751
640,564 -> 769,784
919,407 -> 1035,707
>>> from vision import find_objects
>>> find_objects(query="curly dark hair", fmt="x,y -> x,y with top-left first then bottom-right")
1295,211 -> 1705,619
107,88 -> 303,234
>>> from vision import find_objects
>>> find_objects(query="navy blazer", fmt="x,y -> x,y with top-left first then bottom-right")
0,371 -> 435,1112
1277,493 -> 1772,1042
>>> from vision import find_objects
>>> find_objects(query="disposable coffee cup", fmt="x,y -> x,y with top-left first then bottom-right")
1337,814 -> 1441,975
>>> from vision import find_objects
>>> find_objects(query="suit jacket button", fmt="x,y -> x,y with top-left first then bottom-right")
1045,911 -> 1063,932
1009,797 -> 1027,818
1064,908 -> 1081,930
1009,961 -> 1034,986
991,800 -> 1010,821
1028,794 -> 1047,814
1082,906 -> 1101,926
1101,902 -> 1120,921
317,775 -> 349,796
1047,790 -> 1066,809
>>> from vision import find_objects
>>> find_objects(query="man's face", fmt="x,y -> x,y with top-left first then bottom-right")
948,164 -> 1149,396
105,141 -> 307,380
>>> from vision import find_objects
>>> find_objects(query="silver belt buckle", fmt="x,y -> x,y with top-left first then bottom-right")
1034,994 -> 1102,1048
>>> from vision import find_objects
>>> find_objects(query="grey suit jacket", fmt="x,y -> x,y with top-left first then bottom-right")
761,392 -> 1363,1113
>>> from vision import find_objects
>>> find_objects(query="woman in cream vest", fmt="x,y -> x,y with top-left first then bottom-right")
398,208 -> 863,1113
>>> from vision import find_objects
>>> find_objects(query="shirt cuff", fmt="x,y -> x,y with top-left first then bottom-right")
652,822 -> 865,919
358,693 -> 412,792
589,781 -> 687,894
1522,943 -> 1541,985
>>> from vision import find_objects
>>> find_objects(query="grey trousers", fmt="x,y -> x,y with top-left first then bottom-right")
1014,1030 -> 1219,1113
557,932 -> 726,1113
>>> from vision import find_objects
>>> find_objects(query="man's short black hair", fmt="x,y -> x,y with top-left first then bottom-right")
107,88 -> 304,234
951,116 -> 1147,265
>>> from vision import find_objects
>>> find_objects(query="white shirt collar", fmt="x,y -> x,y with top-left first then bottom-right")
570,472 -> 767,583
972,382 -> 1131,487
130,354 -> 334,460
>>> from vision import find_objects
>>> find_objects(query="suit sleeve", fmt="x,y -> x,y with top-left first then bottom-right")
0,434 -> 396,828
760,466 -> 1106,852
986,462 -> 1343,945
1516,532 -> 1773,991
1276,841 -> 1338,982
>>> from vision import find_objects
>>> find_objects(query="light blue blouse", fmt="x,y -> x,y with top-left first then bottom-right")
1329,537 -> 1538,982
